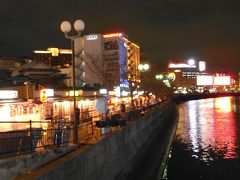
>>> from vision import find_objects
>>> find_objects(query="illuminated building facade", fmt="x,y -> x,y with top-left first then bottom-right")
103,33 -> 140,92
168,59 -> 206,90
32,33 -> 140,91
127,40 -> 141,86
197,73 -> 235,92
32,48 -> 72,69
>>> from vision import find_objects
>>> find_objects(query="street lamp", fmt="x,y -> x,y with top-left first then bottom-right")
138,63 -> 149,72
155,74 -> 164,80
24,81 -> 29,101
60,19 -> 85,144
188,58 -> 195,66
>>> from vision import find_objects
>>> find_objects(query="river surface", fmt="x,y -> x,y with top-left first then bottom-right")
165,96 -> 240,180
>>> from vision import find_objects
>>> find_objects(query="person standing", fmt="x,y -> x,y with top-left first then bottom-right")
120,101 -> 126,113
75,107 -> 80,125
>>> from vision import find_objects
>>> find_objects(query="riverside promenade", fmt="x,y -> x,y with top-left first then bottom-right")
6,101 -> 178,180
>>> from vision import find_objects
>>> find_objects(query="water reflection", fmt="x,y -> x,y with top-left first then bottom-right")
176,96 -> 238,162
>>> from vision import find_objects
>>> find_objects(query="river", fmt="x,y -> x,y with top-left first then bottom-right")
165,96 -> 240,180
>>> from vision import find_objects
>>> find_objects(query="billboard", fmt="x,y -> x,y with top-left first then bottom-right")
214,76 -> 231,86
0,90 -> 18,99
169,63 -> 196,68
199,61 -> 206,71
197,76 -> 213,86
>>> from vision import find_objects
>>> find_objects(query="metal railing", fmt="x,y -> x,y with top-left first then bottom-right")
0,101 -> 166,158
0,117 -> 96,158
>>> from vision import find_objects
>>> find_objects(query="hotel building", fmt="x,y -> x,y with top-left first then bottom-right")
32,33 -> 140,94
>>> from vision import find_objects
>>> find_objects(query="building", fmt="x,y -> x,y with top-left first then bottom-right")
103,33 -> 140,93
0,56 -> 27,87
167,59 -> 206,91
81,34 -> 104,88
32,33 -> 140,94
32,48 -> 72,69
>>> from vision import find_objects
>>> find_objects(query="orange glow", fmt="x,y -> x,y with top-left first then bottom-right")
0,102 -> 45,131
59,49 -> 72,54
34,48 -> 72,55
47,48 -> 59,56
40,89 -> 48,103
215,97 -> 231,113
213,97 -> 237,158
131,42 -> 140,48
103,33 -> 123,38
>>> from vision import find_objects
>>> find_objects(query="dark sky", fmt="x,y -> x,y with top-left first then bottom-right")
0,0 -> 240,73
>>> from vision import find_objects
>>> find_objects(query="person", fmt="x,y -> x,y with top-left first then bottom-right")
75,107 -> 80,125
120,101 -> 126,113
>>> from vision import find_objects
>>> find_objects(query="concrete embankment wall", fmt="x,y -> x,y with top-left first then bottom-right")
18,103 -> 178,180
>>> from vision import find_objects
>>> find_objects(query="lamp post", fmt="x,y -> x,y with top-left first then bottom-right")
24,81 -> 29,101
136,63 -> 150,107
138,63 -> 150,72
60,19 -> 85,144
155,74 -> 164,80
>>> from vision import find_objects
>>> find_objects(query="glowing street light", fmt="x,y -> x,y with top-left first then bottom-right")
138,63 -> 150,72
155,74 -> 164,80
188,58 -> 195,66
60,19 -> 85,144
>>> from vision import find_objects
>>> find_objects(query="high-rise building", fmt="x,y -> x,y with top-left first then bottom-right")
32,33 -> 140,92
77,34 -> 104,88
103,33 -> 140,92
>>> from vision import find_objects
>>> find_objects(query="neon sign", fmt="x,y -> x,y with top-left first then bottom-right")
103,33 -> 123,38
167,72 -> 176,81
169,63 -> 196,68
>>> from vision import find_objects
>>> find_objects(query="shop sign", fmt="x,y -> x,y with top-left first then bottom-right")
0,90 -> 18,99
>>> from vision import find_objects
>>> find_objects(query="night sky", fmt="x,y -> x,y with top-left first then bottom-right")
0,0 -> 240,73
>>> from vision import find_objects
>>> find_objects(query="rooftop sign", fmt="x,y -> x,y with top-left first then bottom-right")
103,33 -> 123,38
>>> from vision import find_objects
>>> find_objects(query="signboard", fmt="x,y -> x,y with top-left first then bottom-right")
167,72 -> 176,81
86,35 -> 98,40
214,76 -> 231,86
197,76 -> 213,86
0,90 -> 18,99
40,89 -> 48,102
96,97 -> 107,114
169,63 -> 196,68
199,61 -> 206,71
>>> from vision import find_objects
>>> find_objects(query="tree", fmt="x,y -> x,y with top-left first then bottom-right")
140,70 -> 174,101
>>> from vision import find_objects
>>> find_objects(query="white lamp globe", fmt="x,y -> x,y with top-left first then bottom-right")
74,19 -> 85,32
159,74 -> 164,79
143,64 -> 149,70
138,64 -> 143,71
60,21 -> 71,33
188,59 -> 195,66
